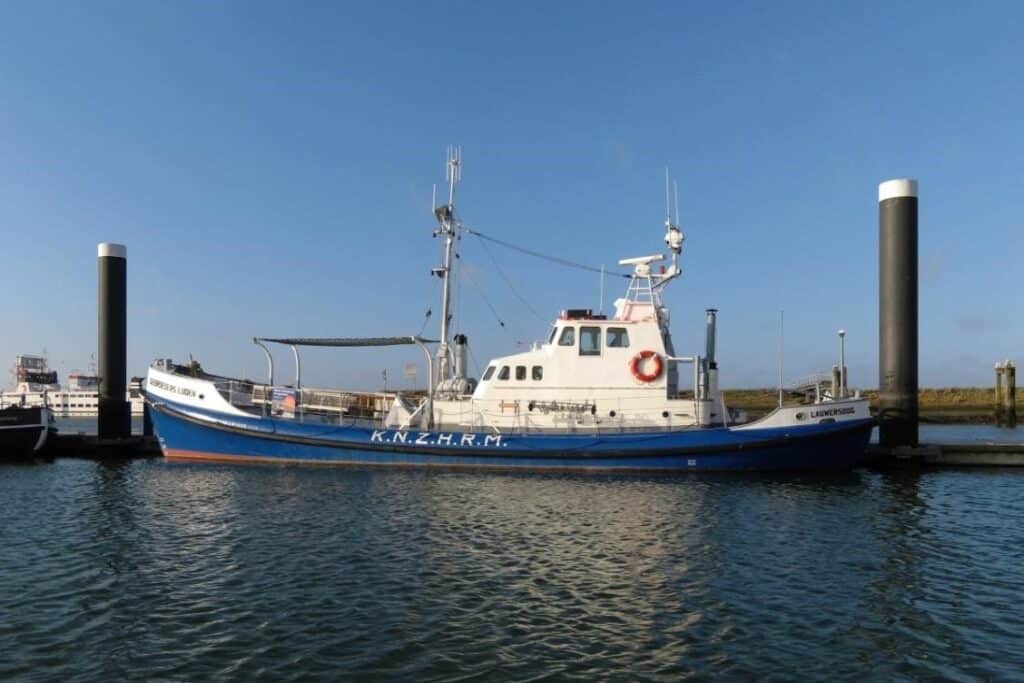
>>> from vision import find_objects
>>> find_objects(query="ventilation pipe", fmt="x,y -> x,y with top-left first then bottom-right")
703,309 -> 719,403
704,309 -> 718,368
454,334 -> 469,381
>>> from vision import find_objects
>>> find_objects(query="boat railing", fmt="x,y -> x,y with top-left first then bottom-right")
212,379 -> 258,408
247,383 -> 397,424
789,373 -> 832,392
0,391 -> 37,410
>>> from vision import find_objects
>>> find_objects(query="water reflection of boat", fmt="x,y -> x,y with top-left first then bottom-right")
145,151 -> 873,471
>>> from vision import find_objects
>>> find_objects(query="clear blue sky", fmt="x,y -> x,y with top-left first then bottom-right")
2,1 -> 1021,390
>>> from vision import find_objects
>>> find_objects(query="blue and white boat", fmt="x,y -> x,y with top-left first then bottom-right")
145,150 -> 873,471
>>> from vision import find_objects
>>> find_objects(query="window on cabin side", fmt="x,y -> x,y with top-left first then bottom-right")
558,327 -> 575,346
548,327 -> 558,344
498,366 -> 510,380
515,366 -> 526,380
606,327 -> 630,348
532,366 -> 543,380
482,366 -> 496,381
579,326 -> 601,356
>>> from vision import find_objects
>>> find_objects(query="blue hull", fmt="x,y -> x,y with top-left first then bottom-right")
148,399 -> 874,472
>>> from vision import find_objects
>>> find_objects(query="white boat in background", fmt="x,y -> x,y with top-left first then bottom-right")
1,355 -> 144,417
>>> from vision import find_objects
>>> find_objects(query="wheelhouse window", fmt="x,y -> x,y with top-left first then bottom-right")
497,366 -> 510,380
515,366 -> 526,380
579,326 -> 601,356
558,327 -> 575,346
606,327 -> 630,348
482,366 -> 496,381
532,366 -> 543,380
548,327 -> 558,344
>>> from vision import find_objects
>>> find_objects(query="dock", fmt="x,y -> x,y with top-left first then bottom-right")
44,433 -> 160,458
870,443 -> 1024,467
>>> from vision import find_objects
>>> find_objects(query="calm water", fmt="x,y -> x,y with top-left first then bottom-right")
918,423 -> 1024,444
1,459 -> 1022,681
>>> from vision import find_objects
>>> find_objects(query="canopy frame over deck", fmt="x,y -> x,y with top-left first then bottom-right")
252,336 -> 439,426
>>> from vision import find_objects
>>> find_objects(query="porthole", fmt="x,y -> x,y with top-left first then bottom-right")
609,410 -> 616,417
662,411 -> 669,418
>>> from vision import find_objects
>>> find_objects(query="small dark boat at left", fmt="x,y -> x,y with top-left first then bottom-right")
0,405 -> 52,457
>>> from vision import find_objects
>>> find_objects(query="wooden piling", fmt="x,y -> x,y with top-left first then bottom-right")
995,362 -> 1005,420
1005,361 -> 1017,426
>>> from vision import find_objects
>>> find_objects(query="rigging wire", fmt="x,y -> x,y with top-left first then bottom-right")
465,341 -> 483,377
473,236 -> 548,323
417,309 -> 432,337
460,266 -> 507,330
463,226 -> 632,279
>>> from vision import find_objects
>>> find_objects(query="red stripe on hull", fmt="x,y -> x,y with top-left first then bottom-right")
160,448 -> 699,473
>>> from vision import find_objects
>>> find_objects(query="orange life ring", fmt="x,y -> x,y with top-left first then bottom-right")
630,350 -> 663,382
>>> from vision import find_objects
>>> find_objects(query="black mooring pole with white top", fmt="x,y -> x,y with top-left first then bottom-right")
878,179 -> 918,448
98,243 -> 130,439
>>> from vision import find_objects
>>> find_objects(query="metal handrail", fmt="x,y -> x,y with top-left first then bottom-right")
253,338 -> 274,417
789,373 -> 832,390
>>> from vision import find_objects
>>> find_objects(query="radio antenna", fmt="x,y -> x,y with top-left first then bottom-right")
664,167 -> 672,229
657,168 -> 685,290
778,309 -> 785,408
446,145 -> 462,205
673,181 -> 681,228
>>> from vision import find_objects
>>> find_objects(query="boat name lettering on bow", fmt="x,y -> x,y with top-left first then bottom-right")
370,430 -> 505,448
809,406 -> 856,418
148,377 -> 197,398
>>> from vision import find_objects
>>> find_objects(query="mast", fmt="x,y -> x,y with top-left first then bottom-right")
433,146 -> 461,384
